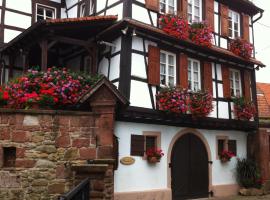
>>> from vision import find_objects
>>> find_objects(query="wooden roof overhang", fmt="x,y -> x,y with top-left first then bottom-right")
216,0 -> 264,16
0,15 -> 118,54
97,19 -> 265,70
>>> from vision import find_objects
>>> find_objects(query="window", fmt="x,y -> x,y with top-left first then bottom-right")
79,3 -> 86,17
160,51 -> 176,86
79,0 -> 95,17
130,132 -> 161,157
188,0 -> 202,24
230,69 -> 242,96
89,0 -> 95,15
188,58 -> 201,91
160,0 -> 176,14
216,136 -> 237,159
3,147 -> 16,167
228,10 -> 240,39
36,4 -> 56,21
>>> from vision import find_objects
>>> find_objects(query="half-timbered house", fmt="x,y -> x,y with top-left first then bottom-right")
0,0 -> 266,199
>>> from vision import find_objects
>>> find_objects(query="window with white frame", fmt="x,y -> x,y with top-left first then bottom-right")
229,69 -> 242,96
188,58 -> 201,91
79,3 -> 86,17
89,0 -> 95,15
160,0 -> 176,14
36,4 -> 56,21
228,10 -> 240,39
160,51 -> 176,86
187,0 -> 202,24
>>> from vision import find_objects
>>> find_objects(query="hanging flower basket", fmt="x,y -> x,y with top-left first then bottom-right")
229,38 -> 253,59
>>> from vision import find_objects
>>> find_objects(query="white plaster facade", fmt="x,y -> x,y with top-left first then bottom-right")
114,121 -> 247,192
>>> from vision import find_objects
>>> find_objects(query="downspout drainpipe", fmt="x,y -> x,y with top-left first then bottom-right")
251,11 -> 264,58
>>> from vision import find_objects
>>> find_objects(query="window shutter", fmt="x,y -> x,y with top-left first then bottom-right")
148,45 -> 160,86
218,139 -> 225,156
178,0 -> 188,19
222,65 -> 230,98
220,4 -> 229,37
179,53 -> 188,88
145,0 -> 159,12
205,0 -> 214,29
242,14 -> 250,42
203,62 -> 213,94
244,70 -> 251,101
228,140 -> 237,156
113,135 -> 119,170
130,135 -> 145,156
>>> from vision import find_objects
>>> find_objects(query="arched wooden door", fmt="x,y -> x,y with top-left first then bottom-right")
171,133 -> 209,200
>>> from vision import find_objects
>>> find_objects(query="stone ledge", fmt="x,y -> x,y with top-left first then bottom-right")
71,164 -> 109,173
0,108 -> 98,116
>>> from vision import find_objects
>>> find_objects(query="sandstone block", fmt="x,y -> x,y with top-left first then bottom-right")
35,159 -> 55,168
48,183 -> 65,194
56,136 -> 70,148
72,138 -> 90,148
64,148 -> 78,160
23,115 -> 40,126
79,148 -> 96,160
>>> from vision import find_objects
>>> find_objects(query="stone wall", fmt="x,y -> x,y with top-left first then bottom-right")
0,108 -> 115,200
248,128 -> 270,181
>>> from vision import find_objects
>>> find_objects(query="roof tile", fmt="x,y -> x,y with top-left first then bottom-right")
257,83 -> 270,118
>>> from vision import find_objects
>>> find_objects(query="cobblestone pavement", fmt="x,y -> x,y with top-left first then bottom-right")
212,195 -> 270,200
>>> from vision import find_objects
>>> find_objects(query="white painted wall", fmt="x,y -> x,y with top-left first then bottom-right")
130,80 -> 153,108
106,3 -> 123,20
132,4 -> 157,26
4,29 -> 21,43
4,11 -> 31,29
114,121 -> 247,192
6,0 -> 32,13
109,54 -> 120,80
67,6 -> 78,18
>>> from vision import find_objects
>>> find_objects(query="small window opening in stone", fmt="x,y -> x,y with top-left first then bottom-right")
3,147 -> 16,167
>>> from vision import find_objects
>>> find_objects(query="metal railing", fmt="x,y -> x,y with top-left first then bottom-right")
59,178 -> 90,200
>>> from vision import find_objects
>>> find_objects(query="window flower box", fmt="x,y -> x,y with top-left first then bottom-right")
229,38 -> 253,59
0,67 -> 100,109
189,21 -> 213,47
220,150 -> 235,163
233,97 -> 256,121
156,87 -> 213,118
159,15 -> 213,47
159,14 -> 189,40
146,148 -> 164,164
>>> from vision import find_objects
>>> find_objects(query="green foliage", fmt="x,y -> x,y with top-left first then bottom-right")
236,158 -> 261,188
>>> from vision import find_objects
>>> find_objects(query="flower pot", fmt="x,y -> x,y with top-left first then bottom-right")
220,157 -> 229,163
147,156 -> 160,163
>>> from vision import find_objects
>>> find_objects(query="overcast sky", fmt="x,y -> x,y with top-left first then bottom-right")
253,0 -> 270,83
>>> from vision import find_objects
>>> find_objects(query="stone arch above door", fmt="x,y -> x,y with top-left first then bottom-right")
167,128 -> 213,194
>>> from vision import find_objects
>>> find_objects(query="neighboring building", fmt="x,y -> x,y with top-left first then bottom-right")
0,0 -> 266,200
250,83 -> 270,182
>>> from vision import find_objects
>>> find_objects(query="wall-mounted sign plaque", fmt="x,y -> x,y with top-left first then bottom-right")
120,157 -> 135,165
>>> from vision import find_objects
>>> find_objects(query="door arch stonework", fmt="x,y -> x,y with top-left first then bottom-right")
167,128 -> 213,197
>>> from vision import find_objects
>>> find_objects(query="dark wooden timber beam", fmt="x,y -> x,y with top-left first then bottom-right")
39,40 -> 48,71
49,35 -> 94,48
8,55 -> 14,79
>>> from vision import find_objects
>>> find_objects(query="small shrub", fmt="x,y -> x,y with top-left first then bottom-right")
236,158 -> 262,188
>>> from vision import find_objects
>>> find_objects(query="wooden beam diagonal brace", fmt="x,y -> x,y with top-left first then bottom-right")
49,35 -> 95,48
